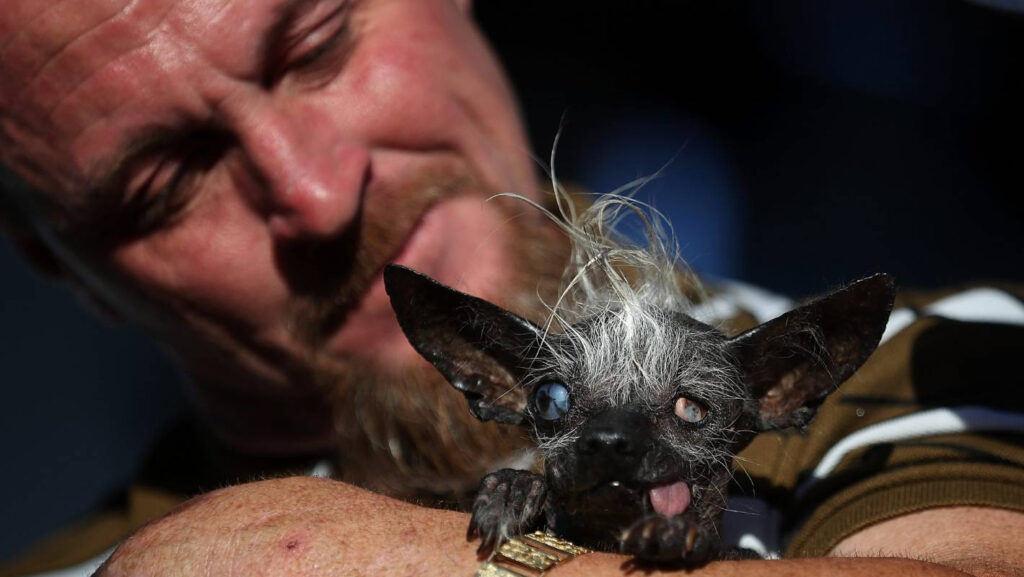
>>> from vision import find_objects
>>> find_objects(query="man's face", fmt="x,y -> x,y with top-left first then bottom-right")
1,0 -> 554,453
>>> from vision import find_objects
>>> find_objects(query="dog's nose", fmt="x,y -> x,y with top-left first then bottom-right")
576,408 -> 651,460
579,428 -> 640,456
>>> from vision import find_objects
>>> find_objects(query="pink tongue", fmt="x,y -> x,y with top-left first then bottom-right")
648,482 -> 691,517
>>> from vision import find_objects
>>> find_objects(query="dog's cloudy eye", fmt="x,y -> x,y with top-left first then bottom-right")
674,396 -> 708,423
533,382 -> 570,421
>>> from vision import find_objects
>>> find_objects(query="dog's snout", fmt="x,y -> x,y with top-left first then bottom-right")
576,408 -> 652,462
579,428 -> 640,456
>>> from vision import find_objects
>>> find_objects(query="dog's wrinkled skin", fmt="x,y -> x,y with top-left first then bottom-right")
385,264 -> 894,566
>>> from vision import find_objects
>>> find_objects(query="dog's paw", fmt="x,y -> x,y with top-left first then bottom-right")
619,513 -> 718,565
467,469 -> 547,555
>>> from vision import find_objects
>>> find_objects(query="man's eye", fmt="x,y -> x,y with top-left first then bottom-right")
133,157 -> 186,204
283,29 -> 343,72
123,134 -> 225,235
273,2 -> 353,84
124,156 -> 191,233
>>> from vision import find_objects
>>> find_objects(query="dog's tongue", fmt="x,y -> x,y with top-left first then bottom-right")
649,481 -> 691,517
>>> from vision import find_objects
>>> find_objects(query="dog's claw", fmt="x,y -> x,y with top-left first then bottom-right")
467,469 -> 548,555
477,533 -> 491,556
619,513 -> 717,565
466,509 -> 479,541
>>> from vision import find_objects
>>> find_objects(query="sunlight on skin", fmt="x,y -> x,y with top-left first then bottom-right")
99,477 -> 1004,577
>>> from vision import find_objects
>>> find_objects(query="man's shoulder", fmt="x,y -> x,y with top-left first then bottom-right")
729,281 -> 1024,557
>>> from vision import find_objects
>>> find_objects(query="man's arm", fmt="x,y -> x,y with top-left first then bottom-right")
96,476 -> 1003,577
829,507 -> 1024,577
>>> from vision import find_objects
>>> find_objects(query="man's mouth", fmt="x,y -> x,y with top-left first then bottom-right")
290,161 -> 468,347
314,171 -> 526,361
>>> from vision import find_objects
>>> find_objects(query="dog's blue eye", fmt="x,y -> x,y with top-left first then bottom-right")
533,382 -> 570,421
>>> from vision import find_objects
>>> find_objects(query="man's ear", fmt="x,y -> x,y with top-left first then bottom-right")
728,273 -> 896,431
384,264 -> 542,426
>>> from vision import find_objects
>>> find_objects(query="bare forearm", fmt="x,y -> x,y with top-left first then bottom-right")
558,555 -> 969,577
97,477 -> 972,577
98,477 -> 480,576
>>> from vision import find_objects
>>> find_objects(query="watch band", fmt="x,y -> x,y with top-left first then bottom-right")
477,531 -> 591,577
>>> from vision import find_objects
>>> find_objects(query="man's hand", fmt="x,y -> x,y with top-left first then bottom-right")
97,477 -> 1003,576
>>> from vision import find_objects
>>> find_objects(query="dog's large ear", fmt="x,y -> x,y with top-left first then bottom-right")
384,265 -> 542,426
728,273 -> 895,431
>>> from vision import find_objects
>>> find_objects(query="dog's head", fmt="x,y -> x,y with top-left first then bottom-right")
385,264 -> 894,546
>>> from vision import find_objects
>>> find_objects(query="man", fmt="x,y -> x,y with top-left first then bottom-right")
1,0 -> 567,497
1,1 -> 1021,575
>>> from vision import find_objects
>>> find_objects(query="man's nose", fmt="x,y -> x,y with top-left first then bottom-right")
229,99 -> 370,241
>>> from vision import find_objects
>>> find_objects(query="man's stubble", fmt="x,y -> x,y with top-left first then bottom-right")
295,177 -> 570,503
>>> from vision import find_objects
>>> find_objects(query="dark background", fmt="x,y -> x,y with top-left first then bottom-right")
2,0 -> 1022,562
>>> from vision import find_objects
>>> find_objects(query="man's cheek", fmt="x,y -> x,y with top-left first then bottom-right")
342,10 -> 469,136
110,198 -> 286,327
347,47 -> 450,135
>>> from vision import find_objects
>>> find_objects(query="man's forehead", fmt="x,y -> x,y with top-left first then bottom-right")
1,0 -> 291,96
0,0 -> 302,199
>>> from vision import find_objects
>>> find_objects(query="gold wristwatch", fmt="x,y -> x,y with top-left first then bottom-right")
477,531 -> 591,576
